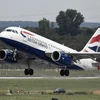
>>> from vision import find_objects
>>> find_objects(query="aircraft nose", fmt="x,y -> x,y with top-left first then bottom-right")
0,32 -> 2,38
0,31 -> 6,39
0,31 -> 3,38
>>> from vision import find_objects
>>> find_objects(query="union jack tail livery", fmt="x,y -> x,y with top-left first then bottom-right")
82,28 -> 100,52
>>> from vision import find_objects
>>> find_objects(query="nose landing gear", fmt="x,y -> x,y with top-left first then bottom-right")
24,58 -> 34,75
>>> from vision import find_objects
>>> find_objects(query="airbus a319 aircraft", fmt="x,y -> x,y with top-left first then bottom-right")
0,26 -> 100,76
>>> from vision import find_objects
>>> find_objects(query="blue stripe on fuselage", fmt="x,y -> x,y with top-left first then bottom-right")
0,38 -> 84,70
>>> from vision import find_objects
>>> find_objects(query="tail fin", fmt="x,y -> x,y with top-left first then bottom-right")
82,28 -> 100,52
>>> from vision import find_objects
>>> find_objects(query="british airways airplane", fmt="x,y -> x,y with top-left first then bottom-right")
0,26 -> 100,76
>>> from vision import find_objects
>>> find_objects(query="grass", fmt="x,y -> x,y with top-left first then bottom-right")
0,69 -> 100,100
0,78 -> 100,100
1,78 -> 100,91
0,95 -> 100,100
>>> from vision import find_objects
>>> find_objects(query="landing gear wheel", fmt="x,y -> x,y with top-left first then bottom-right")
60,69 -> 65,76
64,69 -> 69,76
29,69 -> 34,75
60,69 -> 70,76
24,69 -> 34,75
24,69 -> 29,75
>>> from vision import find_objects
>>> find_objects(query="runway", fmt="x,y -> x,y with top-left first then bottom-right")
0,76 -> 100,79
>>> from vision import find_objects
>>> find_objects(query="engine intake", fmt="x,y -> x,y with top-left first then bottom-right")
0,49 -> 18,63
51,51 -> 73,65
52,51 -> 60,61
0,50 -> 6,60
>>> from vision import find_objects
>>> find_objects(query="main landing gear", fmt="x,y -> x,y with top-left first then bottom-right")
24,59 -> 34,75
60,67 -> 70,76
24,68 -> 34,75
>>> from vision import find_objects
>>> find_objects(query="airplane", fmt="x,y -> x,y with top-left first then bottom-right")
0,26 -> 100,76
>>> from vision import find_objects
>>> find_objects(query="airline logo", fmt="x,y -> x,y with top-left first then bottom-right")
20,31 -> 34,38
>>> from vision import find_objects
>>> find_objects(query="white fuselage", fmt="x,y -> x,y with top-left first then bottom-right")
0,27 -> 98,71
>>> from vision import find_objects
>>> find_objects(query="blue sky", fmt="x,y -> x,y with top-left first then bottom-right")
0,0 -> 100,22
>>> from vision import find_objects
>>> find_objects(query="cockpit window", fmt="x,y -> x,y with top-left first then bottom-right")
6,29 -> 12,32
12,30 -> 15,33
5,29 -> 18,34
15,30 -> 18,34
12,30 -> 18,34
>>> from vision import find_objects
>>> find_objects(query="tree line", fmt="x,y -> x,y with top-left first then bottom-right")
0,9 -> 97,51
24,9 -> 97,51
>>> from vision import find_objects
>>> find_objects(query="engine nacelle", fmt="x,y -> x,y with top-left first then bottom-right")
51,51 -> 73,65
0,49 -> 18,63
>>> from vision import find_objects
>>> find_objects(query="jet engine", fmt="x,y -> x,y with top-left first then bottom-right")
0,49 -> 18,63
51,51 -> 73,65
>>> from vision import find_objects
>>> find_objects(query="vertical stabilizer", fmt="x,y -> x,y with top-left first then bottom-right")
82,28 -> 100,52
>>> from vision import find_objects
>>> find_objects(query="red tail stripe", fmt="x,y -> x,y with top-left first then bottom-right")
84,49 -> 88,52
89,34 -> 100,44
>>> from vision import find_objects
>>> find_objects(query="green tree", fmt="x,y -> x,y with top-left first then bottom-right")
38,18 -> 50,37
38,18 -> 59,41
56,9 -> 84,36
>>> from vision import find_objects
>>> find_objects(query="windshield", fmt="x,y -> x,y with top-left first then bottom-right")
5,29 -> 18,34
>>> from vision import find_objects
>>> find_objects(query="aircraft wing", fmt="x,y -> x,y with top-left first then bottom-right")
45,50 -> 100,61
67,52 -> 100,60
